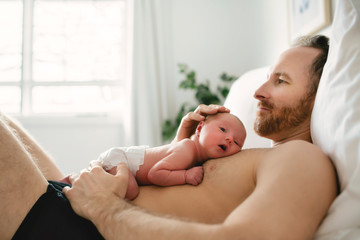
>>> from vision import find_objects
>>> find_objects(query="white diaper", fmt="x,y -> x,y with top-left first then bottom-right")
98,145 -> 148,175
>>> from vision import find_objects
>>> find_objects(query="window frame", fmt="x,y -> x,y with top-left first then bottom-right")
0,0 -> 129,116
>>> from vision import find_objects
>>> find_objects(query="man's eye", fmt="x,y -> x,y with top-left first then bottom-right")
278,79 -> 286,84
220,127 -> 225,132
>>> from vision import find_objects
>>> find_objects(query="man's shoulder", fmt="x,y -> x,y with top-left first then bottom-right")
243,140 -> 324,161
231,141 -> 337,240
273,140 -> 327,160
257,140 -> 333,178
242,140 -> 327,161
263,140 -> 326,159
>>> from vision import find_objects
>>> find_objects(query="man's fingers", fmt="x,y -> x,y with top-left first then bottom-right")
217,105 -> 230,113
68,172 -> 79,184
194,104 -> 230,115
204,104 -> 230,114
187,105 -> 230,123
63,186 -> 71,194
89,160 -> 102,168
186,112 -> 205,122
80,168 -> 90,174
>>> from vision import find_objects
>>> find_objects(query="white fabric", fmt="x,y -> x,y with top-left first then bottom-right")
125,0 -> 173,147
224,67 -> 272,149
99,145 -> 148,175
311,0 -> 360,239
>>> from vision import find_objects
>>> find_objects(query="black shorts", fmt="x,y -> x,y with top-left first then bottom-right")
12,181 -> 104,240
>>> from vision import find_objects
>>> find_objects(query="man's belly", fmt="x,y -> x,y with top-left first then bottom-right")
132,149 -> 267,224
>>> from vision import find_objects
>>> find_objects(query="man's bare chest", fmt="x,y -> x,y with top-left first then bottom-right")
201,149 -> 269,203
134,148 -> 270,223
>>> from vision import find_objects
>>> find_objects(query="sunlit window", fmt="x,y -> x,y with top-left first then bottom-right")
0,0 -> 128,115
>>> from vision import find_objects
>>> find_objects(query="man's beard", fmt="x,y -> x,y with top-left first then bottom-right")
254,95 -> 314,137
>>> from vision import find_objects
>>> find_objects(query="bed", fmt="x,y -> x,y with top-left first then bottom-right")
224,0 -> 360,239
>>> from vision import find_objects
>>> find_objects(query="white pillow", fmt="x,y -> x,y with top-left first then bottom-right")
224,67 -> 272,149
311,0 -> 360,239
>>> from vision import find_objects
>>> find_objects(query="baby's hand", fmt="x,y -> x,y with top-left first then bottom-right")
185,166 -> 204,185
106,166 -> 118,175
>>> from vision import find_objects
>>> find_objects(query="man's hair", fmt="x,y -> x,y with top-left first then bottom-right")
292,35 -> 329,97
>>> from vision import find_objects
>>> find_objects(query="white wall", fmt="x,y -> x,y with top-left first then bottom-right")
319,0 -> 337,36
170,0 -> 289,114
18,115 -> 125,175
17,0 -> 335,175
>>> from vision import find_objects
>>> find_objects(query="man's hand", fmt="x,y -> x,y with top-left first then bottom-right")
65,164 -> 217,240
173,104 -> 230,142
63,162 -> 129,220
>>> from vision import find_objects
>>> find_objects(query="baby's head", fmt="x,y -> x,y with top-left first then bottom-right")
194,112 -> 246,158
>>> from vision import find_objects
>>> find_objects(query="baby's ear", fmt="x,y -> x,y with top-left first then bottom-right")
196,121 -> 205,136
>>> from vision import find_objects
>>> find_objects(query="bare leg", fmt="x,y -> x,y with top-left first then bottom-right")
0,116 -> 48,239
0,113 -> 64,180
107,167 -> 139,200
126,169 -> 140,200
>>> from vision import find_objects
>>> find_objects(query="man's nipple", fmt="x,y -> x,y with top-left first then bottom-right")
208,164 -> 216,171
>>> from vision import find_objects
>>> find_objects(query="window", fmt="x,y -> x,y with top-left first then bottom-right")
0,0 -> 128,115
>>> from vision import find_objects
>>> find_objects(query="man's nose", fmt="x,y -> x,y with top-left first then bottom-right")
254,81 -> 270,101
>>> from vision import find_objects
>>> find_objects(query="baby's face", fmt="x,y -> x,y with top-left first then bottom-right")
199,113 -> 246,158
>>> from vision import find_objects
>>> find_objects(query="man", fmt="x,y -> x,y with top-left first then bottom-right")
1,35 -> 337,239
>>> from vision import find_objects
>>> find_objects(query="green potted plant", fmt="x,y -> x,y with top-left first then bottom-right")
162,63 -> 238,142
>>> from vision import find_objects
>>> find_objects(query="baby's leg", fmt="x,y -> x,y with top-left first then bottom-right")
107,167 -> 139,200
59,175 -> 71,184
126,170 -> 139,200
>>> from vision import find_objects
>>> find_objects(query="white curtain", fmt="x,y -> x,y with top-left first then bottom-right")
124,0 -> 173,147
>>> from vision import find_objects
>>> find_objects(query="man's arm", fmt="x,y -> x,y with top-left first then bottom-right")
64,140 -> 337,240
63,163 -> 221,240
91,196 -> 221,240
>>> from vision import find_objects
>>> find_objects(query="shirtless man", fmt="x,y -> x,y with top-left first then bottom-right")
1,35 -> 337,240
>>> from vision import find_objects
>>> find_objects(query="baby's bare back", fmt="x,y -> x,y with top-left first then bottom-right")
134,145 -> 171,184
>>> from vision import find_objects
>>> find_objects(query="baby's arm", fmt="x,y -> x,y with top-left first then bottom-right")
147,140 -> 204,186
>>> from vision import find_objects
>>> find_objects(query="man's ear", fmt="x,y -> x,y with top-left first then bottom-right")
196,121 -> 205,136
